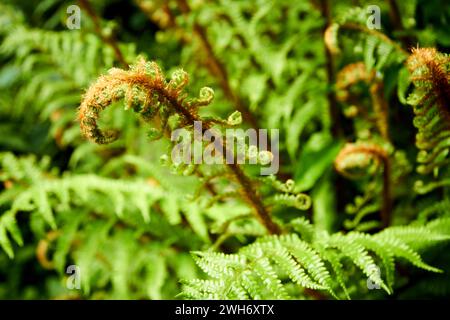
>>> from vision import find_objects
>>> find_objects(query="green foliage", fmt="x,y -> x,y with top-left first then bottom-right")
0,0 -> 449,300
182,218 -> 450,299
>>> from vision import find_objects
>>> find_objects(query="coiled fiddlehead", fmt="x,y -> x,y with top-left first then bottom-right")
407,48 -> 450,179
335,142 -> 391,227
336,62 -> 390,141
78,57 -> 213,144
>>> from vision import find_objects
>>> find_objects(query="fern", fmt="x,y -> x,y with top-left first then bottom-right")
183,218 -> 449,299
0,152 -> 168,256
406,48 -> 450,193
1,0 -> 450,301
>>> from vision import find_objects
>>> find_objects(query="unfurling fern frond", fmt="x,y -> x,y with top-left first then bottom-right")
182,218 -> 449,300
334,142 -> 391,228
406,48 -> 450,193
0,152 -> 165,258
334,142 -> 389,179
79,57 -> 214,144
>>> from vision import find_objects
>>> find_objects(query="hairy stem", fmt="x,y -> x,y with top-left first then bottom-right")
387,0 -> 414,48
381,155 -> 391,228
78,0 -> 128,67
369,81 -> 390,142
166,92 -> 282,234
319,0 -> 342,137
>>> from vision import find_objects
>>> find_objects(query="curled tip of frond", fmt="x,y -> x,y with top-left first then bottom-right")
336,62 -> 389,140
336,62 -> 376,102
324,23 -> 340,55
335,142 -> 388,178
406,47 -> 450,178
78,57 -> 215,144
78,57 -> 165,144
407,47 -> 450,102
227,111 -> 242,126
198,87 -> 214,103
408,47 -> 448,73
168,69 -> 189,91
337,63 -> 375,90
187,87 -> 215,108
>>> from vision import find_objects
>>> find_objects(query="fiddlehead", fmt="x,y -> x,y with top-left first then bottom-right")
406,48 -> 450,183
78,58 -> 213,144
335,142 -> 391,228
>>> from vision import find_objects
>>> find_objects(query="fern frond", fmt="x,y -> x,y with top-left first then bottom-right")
335,142 -> 392,227
0,152 -> 169,257
329,232 -> 390,293
406,48 -> 450,180
183,221 -> 449,299
79,57 -> 213,144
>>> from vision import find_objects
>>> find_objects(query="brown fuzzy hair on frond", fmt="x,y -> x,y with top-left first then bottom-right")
78,57 -> 213,144
407,48 -> 450,115
406,48 -> 450,175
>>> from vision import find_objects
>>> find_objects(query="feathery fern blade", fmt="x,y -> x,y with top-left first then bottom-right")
1,211 -> 23,247
373,235 -> 442,273
251,256 -> 289,299
267,244 -> 326,291
280,234 -> 335,296
330,233 -> 390,293
313,243 -> 351,299
0,224 -> 14,258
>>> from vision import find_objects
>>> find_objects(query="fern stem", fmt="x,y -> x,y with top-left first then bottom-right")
318,0 -> 348,231
36,230 -> 61,270
387,0 -> 414,48
381,155 -> 392,228
163,94 -> 281,233
228,164 -> 282,234
175,0 -> 259,128
78,0 -> 128,68
319,0 -> 342,137
138,0 -> 259,128
370,81 -> 390,142
170,98 -> 281,234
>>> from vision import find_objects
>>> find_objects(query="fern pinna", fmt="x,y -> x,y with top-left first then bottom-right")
182,217 -> 450,299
